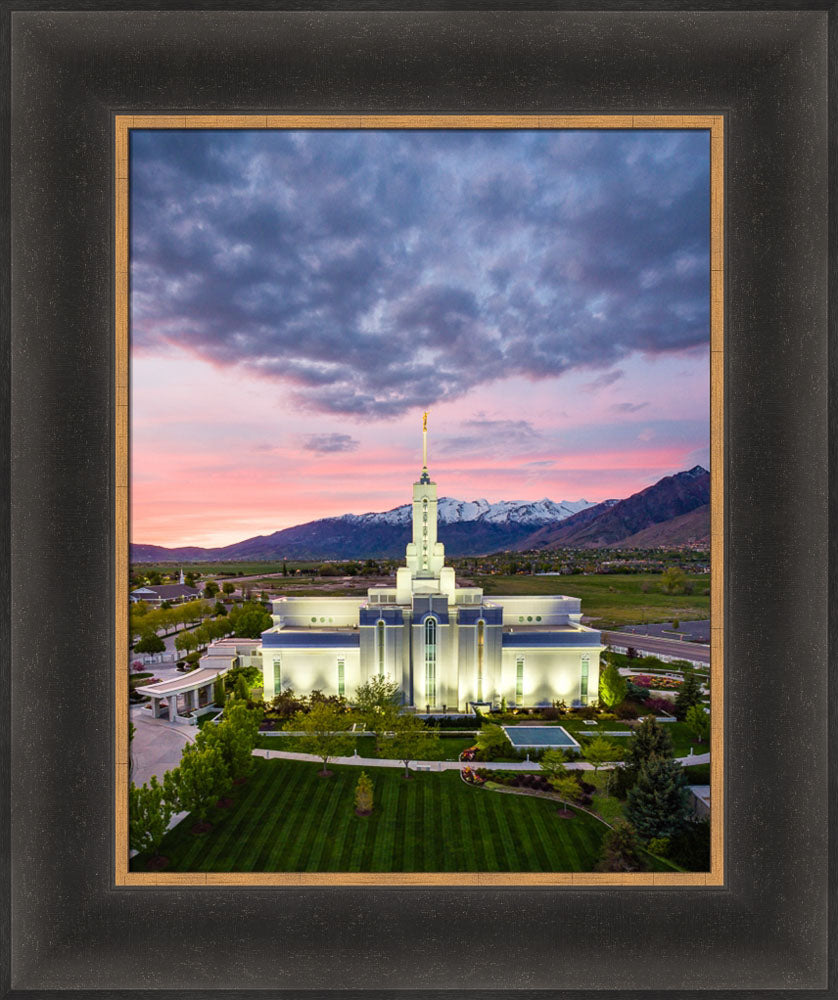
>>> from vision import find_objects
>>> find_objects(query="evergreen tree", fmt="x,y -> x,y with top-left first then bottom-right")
234,673 -> 251,703
625,755 -> 692,840
625,716 -> 674,777
598,658 -> 627,708
674,670 -> 703,720
354,771 -> 374,815
595,820 -> 647,872
129,776 -> 174,856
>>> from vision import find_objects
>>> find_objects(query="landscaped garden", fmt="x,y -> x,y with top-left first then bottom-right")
130,757 -> 680,873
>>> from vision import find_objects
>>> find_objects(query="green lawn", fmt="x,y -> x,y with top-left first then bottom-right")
474,573 -> 710,628
132,758 -> 644,873
255,733 -> 476,760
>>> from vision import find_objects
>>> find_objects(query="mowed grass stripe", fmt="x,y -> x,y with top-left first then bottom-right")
143,761 -> 643,874
218,765 -> 301,872
369,773 -> 398,872
302,769 -> 348,872
283,768 -> 335,871
484,792 -> 519,871
260,763 -> 320,870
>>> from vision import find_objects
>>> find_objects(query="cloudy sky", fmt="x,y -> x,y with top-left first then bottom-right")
131,128 -> 710,548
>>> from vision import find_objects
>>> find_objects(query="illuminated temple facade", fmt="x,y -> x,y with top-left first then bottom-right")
255,418 -> 604,712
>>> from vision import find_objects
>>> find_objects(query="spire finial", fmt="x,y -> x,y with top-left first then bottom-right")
420,411 -> 430,484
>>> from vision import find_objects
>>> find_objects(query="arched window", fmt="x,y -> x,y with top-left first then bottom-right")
377,620 -> 385,677
580,656 -> 590,706
476,620 -> 485,702
424,616 -> 437,707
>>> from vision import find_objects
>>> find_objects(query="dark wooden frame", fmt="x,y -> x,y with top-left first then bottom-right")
3,3 -> 833,994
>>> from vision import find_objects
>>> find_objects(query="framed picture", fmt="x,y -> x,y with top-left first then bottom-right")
5,5 -> 831,994
118,113 -> 722,888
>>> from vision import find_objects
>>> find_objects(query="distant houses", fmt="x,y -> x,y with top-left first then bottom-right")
130,583 -> 201,607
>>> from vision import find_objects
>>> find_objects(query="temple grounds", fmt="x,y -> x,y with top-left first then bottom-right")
130,758 -> 679,873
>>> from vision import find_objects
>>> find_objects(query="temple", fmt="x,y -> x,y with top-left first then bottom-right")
255,415 -> 603,712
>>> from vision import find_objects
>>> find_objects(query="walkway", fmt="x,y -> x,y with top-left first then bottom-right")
251,748 -> 711,771
130,707 -> 197,786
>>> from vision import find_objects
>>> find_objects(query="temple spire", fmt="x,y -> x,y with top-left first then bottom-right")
420,411 -> 430,484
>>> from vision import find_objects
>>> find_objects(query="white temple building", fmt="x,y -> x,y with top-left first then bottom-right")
255,416 -> 604,712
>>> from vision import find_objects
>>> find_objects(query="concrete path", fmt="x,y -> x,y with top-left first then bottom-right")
251,748 -> 711,771
130,707 -> 196,786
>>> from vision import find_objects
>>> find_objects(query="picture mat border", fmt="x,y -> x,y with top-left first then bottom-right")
115,113 -> 724,888
7,7 -> 830,993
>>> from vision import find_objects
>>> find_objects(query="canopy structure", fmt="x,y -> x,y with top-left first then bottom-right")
135,665 -> 231,724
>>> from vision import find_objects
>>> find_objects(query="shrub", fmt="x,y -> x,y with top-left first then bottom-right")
597,712 -> 617,721
648,836 -> 671,857
615,702 -> 641,720
644,697 -> 673,715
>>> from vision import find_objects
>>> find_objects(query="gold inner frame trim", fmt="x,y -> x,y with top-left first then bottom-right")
115,113 -> 724,888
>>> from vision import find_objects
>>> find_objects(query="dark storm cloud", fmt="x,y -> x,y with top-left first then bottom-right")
302,433 -> 360,454
132,129 -> 710,417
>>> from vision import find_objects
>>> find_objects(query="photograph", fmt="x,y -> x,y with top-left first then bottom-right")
123,120 -> 718,879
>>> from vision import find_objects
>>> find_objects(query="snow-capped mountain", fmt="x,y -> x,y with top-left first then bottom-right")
342,497 -> 595,528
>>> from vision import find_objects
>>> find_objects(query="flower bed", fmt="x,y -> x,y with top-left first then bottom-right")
628,673 -> 682,690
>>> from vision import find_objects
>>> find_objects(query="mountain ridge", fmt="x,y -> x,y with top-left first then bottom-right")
131,468 -> 710,562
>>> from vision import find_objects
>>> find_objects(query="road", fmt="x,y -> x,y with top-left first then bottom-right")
601,630 -> 711,666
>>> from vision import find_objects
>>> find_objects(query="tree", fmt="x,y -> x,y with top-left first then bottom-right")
354,674 -> 400,734
234,672 -> 252,704
129,776 -> 175,857
203,581 -> 219,598
134,632 -> 165,655
625,716 -> 674,778
584,735 -> 619,774
354,771 -> 374,815
684,704 -> 710,744
625,755 -> 692,840
175,631 -> 196,657
475,723 -> 512,760
674,670 -> 703,720
212,676 -> 226,707
227,602 -> 272,638
552,774 -> 583,814
164,742 -> 230,825
598,659 -> 627,708
539,748 -> 569,785
184,571 -> 197,587
197,701 -> 262,782
285,701 -> 354,776
213,601 -> 227,617
387,714 -> 443,778
595,820 -> 647,872
660,566 -> 687,594
222,582 -> 235,596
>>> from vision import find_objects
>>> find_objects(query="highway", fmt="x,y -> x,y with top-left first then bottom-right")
601,630 -> 711,666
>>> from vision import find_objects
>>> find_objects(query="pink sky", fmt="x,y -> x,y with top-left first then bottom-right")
131,346 -> 708,548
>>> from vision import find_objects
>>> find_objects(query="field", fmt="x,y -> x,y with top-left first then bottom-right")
475,573 -> 710,628
131,758 -> 677,873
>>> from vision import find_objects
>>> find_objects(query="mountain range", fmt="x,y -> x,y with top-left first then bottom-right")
131,467 -> 709,563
